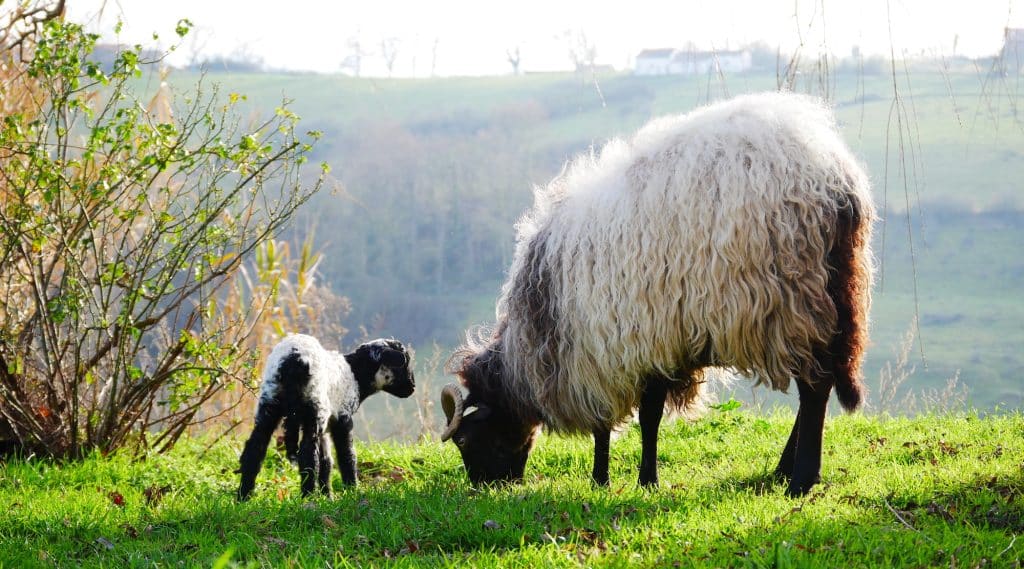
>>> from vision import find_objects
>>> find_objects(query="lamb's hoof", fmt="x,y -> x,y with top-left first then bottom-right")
638,476 -> 659,489
785,475 -> 821,497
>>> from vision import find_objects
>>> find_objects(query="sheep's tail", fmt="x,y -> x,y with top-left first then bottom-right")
829,193 -> 874,413
275,352 -> 312,460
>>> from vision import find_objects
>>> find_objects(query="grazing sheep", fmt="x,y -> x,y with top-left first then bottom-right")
440,92 -> 875,496
237,335 -> 414,500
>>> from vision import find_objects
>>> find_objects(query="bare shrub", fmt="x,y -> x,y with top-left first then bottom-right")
0,19 -> 324,457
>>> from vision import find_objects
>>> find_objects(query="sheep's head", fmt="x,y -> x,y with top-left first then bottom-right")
440,349 -> 537,485
349,339 -> 415,399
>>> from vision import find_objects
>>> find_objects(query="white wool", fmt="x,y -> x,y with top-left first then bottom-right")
260,334 -> 358,429
496,92 -> 875,432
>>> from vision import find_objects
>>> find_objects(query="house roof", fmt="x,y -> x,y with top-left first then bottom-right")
671,50 -> 749,61
636,48 -> 675,59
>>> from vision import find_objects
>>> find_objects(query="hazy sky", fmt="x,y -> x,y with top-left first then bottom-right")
63,0 -> 1023,76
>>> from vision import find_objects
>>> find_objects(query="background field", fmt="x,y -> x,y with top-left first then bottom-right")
156,62 -> 1023,431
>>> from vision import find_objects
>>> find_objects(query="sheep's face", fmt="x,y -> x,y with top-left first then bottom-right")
442,390 -> 536,485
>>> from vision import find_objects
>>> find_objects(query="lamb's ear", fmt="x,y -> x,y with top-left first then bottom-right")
378,348 -> 406,368
359,342 -> 385,364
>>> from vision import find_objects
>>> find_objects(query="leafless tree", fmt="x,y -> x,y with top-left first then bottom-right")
507,46 -> 521,75
431,37 -> 440,76
566,29 -> 597,72
381,37 -> 400,77
342,36 -> 366,77
185,25 -> 214,68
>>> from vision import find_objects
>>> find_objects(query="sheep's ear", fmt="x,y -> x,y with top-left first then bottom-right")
462,404 -> 491,421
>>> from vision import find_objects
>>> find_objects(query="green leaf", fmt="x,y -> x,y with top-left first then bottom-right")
711,398 -> 742,412
175,19 -> 193,38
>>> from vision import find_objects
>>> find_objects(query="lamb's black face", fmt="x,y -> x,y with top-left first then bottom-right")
352,339 -> 415,398
442,392 -> 537,485
376,340 -> 415,398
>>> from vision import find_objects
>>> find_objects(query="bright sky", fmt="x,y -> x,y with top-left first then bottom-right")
63,0 -> 1023,76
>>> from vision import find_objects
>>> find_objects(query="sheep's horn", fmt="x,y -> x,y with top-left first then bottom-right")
440,383 -> 465,442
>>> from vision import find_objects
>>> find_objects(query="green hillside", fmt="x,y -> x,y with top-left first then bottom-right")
164,65 -> 1024,413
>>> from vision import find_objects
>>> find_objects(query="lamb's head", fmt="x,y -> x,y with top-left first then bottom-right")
349,338 -> 415,398
440,348 -> 537,485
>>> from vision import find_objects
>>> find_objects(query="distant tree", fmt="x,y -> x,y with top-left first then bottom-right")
342,36 -> 366,77
1001,27 -> 1024,71
190,46 -> 265,73
431,37 -> 440,76
184,24 -> 213,68
507,46 -> 521,75
743,40 -> 779,71
566,29 -> 597,72
381,37 -> 399,77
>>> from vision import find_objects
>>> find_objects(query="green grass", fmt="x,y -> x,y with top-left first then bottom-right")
2,411 -> 1022,567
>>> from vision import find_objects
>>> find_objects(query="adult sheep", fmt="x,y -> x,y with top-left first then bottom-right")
440,92 -> 875,497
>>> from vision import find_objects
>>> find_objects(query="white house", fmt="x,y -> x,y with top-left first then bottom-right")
634,49 -> 676,75
635,48 -> 752,76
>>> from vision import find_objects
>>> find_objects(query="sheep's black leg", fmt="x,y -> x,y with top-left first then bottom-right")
592,428 -> 611,487
330,415 -> 358,486
787,378 -> 832,497
297,418 -> 323,497
317,435 -> 333,496
773,409 -> 801,481
283,413 -> 300,463
638,376 -> 668,487
237,401 -> 284,501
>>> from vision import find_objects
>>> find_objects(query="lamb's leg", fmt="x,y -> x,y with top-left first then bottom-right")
283,413 -> 300,463
330,415 -> 358,486
297,418 -> 323,497
317,434 -> 333,496
592,428 -> 611,486
787,378 -> 832,497
638,376 -> 668,487
237,402 -> 283,501
774,409 -> 801,481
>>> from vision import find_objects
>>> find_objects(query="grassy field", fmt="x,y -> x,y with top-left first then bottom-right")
2,410 -> 1021,567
